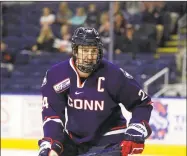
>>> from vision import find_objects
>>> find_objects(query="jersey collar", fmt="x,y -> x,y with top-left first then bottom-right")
69,58 -> 86,88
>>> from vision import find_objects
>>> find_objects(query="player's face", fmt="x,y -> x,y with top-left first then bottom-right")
77,45 -> 98,66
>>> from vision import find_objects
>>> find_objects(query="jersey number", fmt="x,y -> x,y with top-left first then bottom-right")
138,90 -> 148,101
42,97 -> 49,109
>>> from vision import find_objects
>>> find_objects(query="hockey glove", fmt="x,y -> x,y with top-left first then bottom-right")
120,121 -> 152,156
38,137 -> 63,156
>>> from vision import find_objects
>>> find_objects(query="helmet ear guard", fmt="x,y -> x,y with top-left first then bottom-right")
71,27 -> 103,73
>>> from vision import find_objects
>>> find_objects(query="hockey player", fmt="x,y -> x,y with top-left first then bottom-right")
38,27 -> 153,156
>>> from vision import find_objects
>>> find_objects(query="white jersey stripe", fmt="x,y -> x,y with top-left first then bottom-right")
103,128 -> 127,136
43,118 -> 64,127
69,58 -> 86,88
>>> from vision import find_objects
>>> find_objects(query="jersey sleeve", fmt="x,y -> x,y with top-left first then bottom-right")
115,68 -> 153,124
40,69 -> 67,144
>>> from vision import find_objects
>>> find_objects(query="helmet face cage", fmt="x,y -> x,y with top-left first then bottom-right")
72,27 -> 103,73
74,46 -> 102,73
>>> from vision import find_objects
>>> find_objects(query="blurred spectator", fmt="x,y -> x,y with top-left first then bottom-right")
85,3 -> 99,28
169,12 -> 180,35
114,1 -> 122,15
165,1 -> 186,34
141,2 -> 170,33
153,1 -> 171,46
68,7 -> 87,26
114,12 -> 127,35
113,13 -> 135,54
1,41 -> 14,72
126,24 -> 135,41
114,24 -> 136,54
141,2 -> 156,24
137,2 -> 157,52
53,24 -> 72,54
40,7 -> 55,26
31,25 -> 56,53
98,12 -> 110,50
56,2 -> 72,25
141,2 -> 172,47
123,1 -> 143,25
166,1 -> 186,16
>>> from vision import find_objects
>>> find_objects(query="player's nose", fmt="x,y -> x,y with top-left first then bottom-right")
87,53 -> 93,60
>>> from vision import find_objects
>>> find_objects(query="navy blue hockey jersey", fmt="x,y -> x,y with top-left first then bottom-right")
41,58 -> 153,144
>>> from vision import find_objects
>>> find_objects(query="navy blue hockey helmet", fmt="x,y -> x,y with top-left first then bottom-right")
71,27 -> 103,73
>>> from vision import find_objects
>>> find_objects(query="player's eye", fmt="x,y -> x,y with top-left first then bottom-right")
83,49 -> 89,53
91,49 -> 98,54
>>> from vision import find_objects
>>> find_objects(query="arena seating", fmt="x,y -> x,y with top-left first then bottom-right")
1,2 -> 181,96
1,52 -> 177,95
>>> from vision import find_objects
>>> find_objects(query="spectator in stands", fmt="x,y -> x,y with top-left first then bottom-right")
113,13 -> 136,54
31,25 -> 56,53
153,1 -> 171,46
138,2 -> 157,52
85,3 -> 99,29
122,1 -> 143,25
114,24 -> 136,54
166,2 -> 186,34
53,24 -> 72,54
68,7 -> 87,26
98,12 -> 110,51
126,24 -> 135,41
141,2 -> 156,24
56,2 -> 72,25
114,1 -> 122,15
1,41 -> 14,72
40,7 -> 55,26
114,12 -> 127,35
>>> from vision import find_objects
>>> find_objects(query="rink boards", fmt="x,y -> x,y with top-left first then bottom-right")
1,95 -> 186,156
1,139 -> 186,156
1,149 -> 184,156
